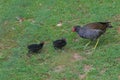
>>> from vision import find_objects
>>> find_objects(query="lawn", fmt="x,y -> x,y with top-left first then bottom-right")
0,0 -> 120,80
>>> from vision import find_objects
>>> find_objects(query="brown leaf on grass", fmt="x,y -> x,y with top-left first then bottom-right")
84,65 -> 93,72
79,74 -> 87,80
56,21 -> 62,27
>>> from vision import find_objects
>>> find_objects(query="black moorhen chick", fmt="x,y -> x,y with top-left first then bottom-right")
72,22 -> 112,49
27,42 -> 44,53
53,38 -> 67,49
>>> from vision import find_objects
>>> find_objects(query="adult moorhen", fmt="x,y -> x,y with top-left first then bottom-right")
72,22 -> 112,49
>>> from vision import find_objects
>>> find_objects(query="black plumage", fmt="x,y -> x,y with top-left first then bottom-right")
27,42 -> 44,53
72,22 -> 112,49
53,38 -> 67,49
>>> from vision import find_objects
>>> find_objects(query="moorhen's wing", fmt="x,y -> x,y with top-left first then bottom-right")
83,22 -> 108,31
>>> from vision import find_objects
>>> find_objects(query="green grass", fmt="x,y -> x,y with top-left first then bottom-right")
0,0 -> 120,80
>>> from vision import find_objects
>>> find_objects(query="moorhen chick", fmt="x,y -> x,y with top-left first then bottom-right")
72,22 -> 112,49
53,38 -> 67,49
27,42 -> 44,53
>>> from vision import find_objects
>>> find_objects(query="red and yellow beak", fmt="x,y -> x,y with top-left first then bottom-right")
72,27 -> 75,32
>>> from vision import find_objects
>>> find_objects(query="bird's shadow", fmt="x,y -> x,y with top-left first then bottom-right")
26,50 -> 43,58
53,48 -> 66,53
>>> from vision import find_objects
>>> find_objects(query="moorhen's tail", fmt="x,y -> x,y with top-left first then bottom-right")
99,22 -> 113,28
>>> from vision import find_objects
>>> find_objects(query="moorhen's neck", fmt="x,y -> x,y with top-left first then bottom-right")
75,27 -> 82,33
39,43 -> 44,46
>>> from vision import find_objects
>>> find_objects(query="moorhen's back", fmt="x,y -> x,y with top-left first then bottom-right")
84,22 -> 112,32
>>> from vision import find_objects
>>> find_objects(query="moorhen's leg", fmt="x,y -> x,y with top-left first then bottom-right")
84,41 -> 91,48
93,38 -> 100,49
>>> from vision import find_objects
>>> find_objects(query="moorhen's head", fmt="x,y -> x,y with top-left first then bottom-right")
61,38 -> 66,41
40,42 -> 45,45
72,26 -> 81,32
